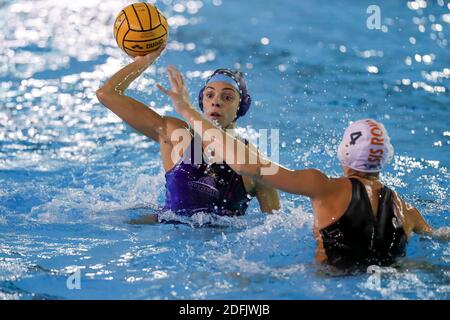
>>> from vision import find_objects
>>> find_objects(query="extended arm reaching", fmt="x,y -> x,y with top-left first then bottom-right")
158,65 -> 335,199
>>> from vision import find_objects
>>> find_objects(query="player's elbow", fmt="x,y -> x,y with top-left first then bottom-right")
96,87 -> 114,106
96,87 -> 107,100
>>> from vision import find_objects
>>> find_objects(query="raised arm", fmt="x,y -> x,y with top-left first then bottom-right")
96,46 -> 186,144
158,65 -> 335,199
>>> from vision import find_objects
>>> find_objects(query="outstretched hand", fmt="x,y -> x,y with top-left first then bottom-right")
157,65 -> 192,113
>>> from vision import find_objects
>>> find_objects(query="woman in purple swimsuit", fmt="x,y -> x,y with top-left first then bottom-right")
96,46 -> 280,224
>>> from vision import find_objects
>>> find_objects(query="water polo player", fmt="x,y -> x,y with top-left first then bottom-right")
159,65 -> 445,269
96,48 -> 280,223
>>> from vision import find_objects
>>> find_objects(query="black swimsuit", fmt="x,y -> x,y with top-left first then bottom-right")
319,178 -> 408,269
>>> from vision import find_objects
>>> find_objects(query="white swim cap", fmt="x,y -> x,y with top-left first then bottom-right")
337,119 -> 394,173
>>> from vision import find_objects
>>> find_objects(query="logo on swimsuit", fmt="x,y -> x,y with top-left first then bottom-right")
187,176 -> 220,199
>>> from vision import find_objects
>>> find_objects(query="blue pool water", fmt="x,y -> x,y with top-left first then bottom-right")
0,0 -> 449,299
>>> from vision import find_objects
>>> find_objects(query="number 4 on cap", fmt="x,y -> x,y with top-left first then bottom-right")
350,131 -> 362,145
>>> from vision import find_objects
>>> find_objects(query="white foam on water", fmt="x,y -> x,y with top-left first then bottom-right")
237,201 -> 313,240
358,265 -> 439,300
28,170 -> 165,224
0,258 -> 29,282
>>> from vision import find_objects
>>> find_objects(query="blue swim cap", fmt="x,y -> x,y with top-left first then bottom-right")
206,73 -> 240,92
198,69 -> 251,120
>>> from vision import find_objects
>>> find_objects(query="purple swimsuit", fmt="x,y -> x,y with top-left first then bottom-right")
164,135 -> 252,216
